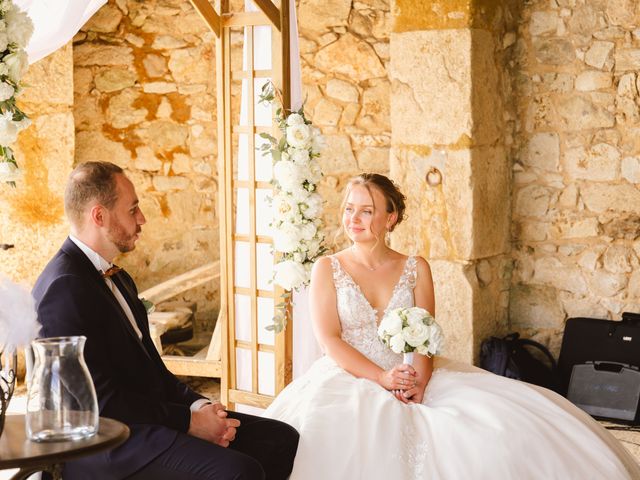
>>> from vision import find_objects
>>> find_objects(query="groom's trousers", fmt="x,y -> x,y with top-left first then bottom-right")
64,411 -> 299,480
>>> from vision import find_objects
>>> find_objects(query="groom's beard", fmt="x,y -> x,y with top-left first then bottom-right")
107,221 -> 141,253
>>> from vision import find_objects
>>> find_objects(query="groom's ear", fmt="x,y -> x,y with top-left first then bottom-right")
89,204 -> 106,227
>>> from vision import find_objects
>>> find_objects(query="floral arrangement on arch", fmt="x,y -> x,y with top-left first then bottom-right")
0,0 -> 33,185
258,82 -> 326,332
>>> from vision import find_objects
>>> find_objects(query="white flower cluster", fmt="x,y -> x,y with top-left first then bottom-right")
0,0 -> 33,184
0,275 -> 41,352
378,307 -> 444,357
269,111 -> 326,291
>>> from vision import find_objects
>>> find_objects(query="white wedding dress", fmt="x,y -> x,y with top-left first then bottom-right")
264,256 -> 640,479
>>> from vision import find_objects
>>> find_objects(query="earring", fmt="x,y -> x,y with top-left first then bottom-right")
385,230 -> 391,245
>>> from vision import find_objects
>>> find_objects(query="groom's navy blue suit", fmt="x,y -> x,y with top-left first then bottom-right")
33,238 -> 298,479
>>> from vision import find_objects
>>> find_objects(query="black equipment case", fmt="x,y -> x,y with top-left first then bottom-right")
558,313 -> 640,423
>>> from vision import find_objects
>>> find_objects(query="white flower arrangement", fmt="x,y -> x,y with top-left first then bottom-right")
258,82 -> 326,332
378,307 -> 444,357
0,0 -> 33,185
0,274 -> 41,353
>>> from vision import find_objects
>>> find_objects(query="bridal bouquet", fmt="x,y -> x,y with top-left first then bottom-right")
377,307 -> 444,358
0,0 -> 33,185
0,274 -> 40,352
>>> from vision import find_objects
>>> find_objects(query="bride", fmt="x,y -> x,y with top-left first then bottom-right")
264,173 -> 640,479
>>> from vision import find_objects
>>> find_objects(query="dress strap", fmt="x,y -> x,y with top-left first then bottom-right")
329,256 -> 352,289
400,256 -> 418,290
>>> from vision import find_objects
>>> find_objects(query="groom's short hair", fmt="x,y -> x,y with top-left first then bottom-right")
64,161 -> 124,227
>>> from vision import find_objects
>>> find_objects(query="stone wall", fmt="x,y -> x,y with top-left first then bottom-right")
74,0 -> 219,329
298,0 -> 392,242
510,0 -> 640,355
0,44 -> 74,285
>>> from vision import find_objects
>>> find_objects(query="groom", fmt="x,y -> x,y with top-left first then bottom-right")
33,162 -> 298,480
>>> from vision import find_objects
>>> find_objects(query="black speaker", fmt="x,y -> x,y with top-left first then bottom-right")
567,361 -> 640,422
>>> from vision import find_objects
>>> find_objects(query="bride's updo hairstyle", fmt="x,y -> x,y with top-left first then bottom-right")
336,173 -> 407,246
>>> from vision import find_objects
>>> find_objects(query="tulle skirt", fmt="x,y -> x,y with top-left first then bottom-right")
264,356 -> 640,480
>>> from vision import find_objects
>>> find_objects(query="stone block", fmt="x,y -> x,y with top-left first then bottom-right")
550,215 -> 600,239
76,130 -> 132,166
622,156 -> 640,183
325,79 -> 359,103
74,44 -> 134,66
559,293 -> 609,319
312,98 -> 342,126
73,94 -> 103,130
107,88 -> 148,129
355,147 -> 389,172
298,0 -> 351,35
532,256 -> 588,295
605,0 -> 640,28
142,82 -> 177,94
510,284 -> 565,329
319,135 -> 357,174
152,175 -> 191,192
581,183 -> 640,213
602,245 -> 635,273
314,34 -> 386,81
95,68 -> 137,93
146,120 -> 189,151
617,73 -> 637,97
134,146 -> 163,172
533,38 -> 575,65
152,35 -> 187,50
356,81 -> 390,133
84,4 -> 123,33
168,46 -> 214,85
586,271 -> 628,296
575,71 -> 612,91
562,144 -> 620,181
523,133 -> 559,172
530,11 -> 559,36
21,43 -> 74,107
567,5 -> 598,35
143,54 -> 168,78
584,41 -> 614,69
557,95 -> 614,131
514,185 -> 552,217
615,49 -> 640,73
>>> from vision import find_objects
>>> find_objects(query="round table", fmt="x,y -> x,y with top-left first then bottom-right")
0,414 -> 129,480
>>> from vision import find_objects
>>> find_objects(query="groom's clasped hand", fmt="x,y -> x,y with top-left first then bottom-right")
188,402 -> 241,447
378,363 -> 421,404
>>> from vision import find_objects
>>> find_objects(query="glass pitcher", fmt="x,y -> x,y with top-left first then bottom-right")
26,336 -> 98,442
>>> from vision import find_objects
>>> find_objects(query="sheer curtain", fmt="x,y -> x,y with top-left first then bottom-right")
15,0 -> 107,64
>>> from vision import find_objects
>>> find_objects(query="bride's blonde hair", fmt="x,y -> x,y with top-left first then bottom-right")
334,173 -> 407,247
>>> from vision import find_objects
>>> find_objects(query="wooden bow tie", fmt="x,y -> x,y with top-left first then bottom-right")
102,265 -> 122,278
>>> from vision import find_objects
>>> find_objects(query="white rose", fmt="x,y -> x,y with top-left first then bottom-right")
389,332 -> 406,354
401,323 -> 430,348
0,160 -> 19,182
306,239 -> 321,258
301,192 -> 323,218
378,310 -> 403,336
272,192 -> 301,223
426,323 -> 445,356
0,82 -> 14,101
307,160 -> 323,183
405,307 -> 429,327
290,147 -> 310,165
286,124 -> 312,149
289,185 -> 310,203
5,6 -> 34,48
273,159 -> 305,191
0,32 -> 8,52
0,62 -> 8,77
286,113 -> 305,126
15,117 -> 30,131
0,111 -> 18,145
273,223 -> 302,253
310,126 -> 326,152
416,344 -> 430,356
4,50 -> 28,83
299,221 -> 317,241
273,260 -> 307,290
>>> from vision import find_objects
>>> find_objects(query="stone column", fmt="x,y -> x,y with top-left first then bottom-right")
389,0 -> 514,363
0,43 -> 75,285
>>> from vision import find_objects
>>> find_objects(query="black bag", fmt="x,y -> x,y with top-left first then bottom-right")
480,333 -> 560,392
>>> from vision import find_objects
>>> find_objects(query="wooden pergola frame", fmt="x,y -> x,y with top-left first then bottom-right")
162,0 -> 292,410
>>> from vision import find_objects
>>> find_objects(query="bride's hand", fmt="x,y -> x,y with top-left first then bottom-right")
377,364 -> 417,392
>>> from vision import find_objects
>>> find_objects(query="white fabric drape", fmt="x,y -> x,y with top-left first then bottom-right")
15,0 -> 107,64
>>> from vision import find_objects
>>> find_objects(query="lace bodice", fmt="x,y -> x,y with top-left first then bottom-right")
330,256 -> 417,371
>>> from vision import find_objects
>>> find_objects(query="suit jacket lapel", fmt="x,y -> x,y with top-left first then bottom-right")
61,238 -> 153,360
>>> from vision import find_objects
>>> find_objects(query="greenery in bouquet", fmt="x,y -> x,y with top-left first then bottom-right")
0,0 -> 33,185
377,307 -> 444,356
258,81 -> 326,332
